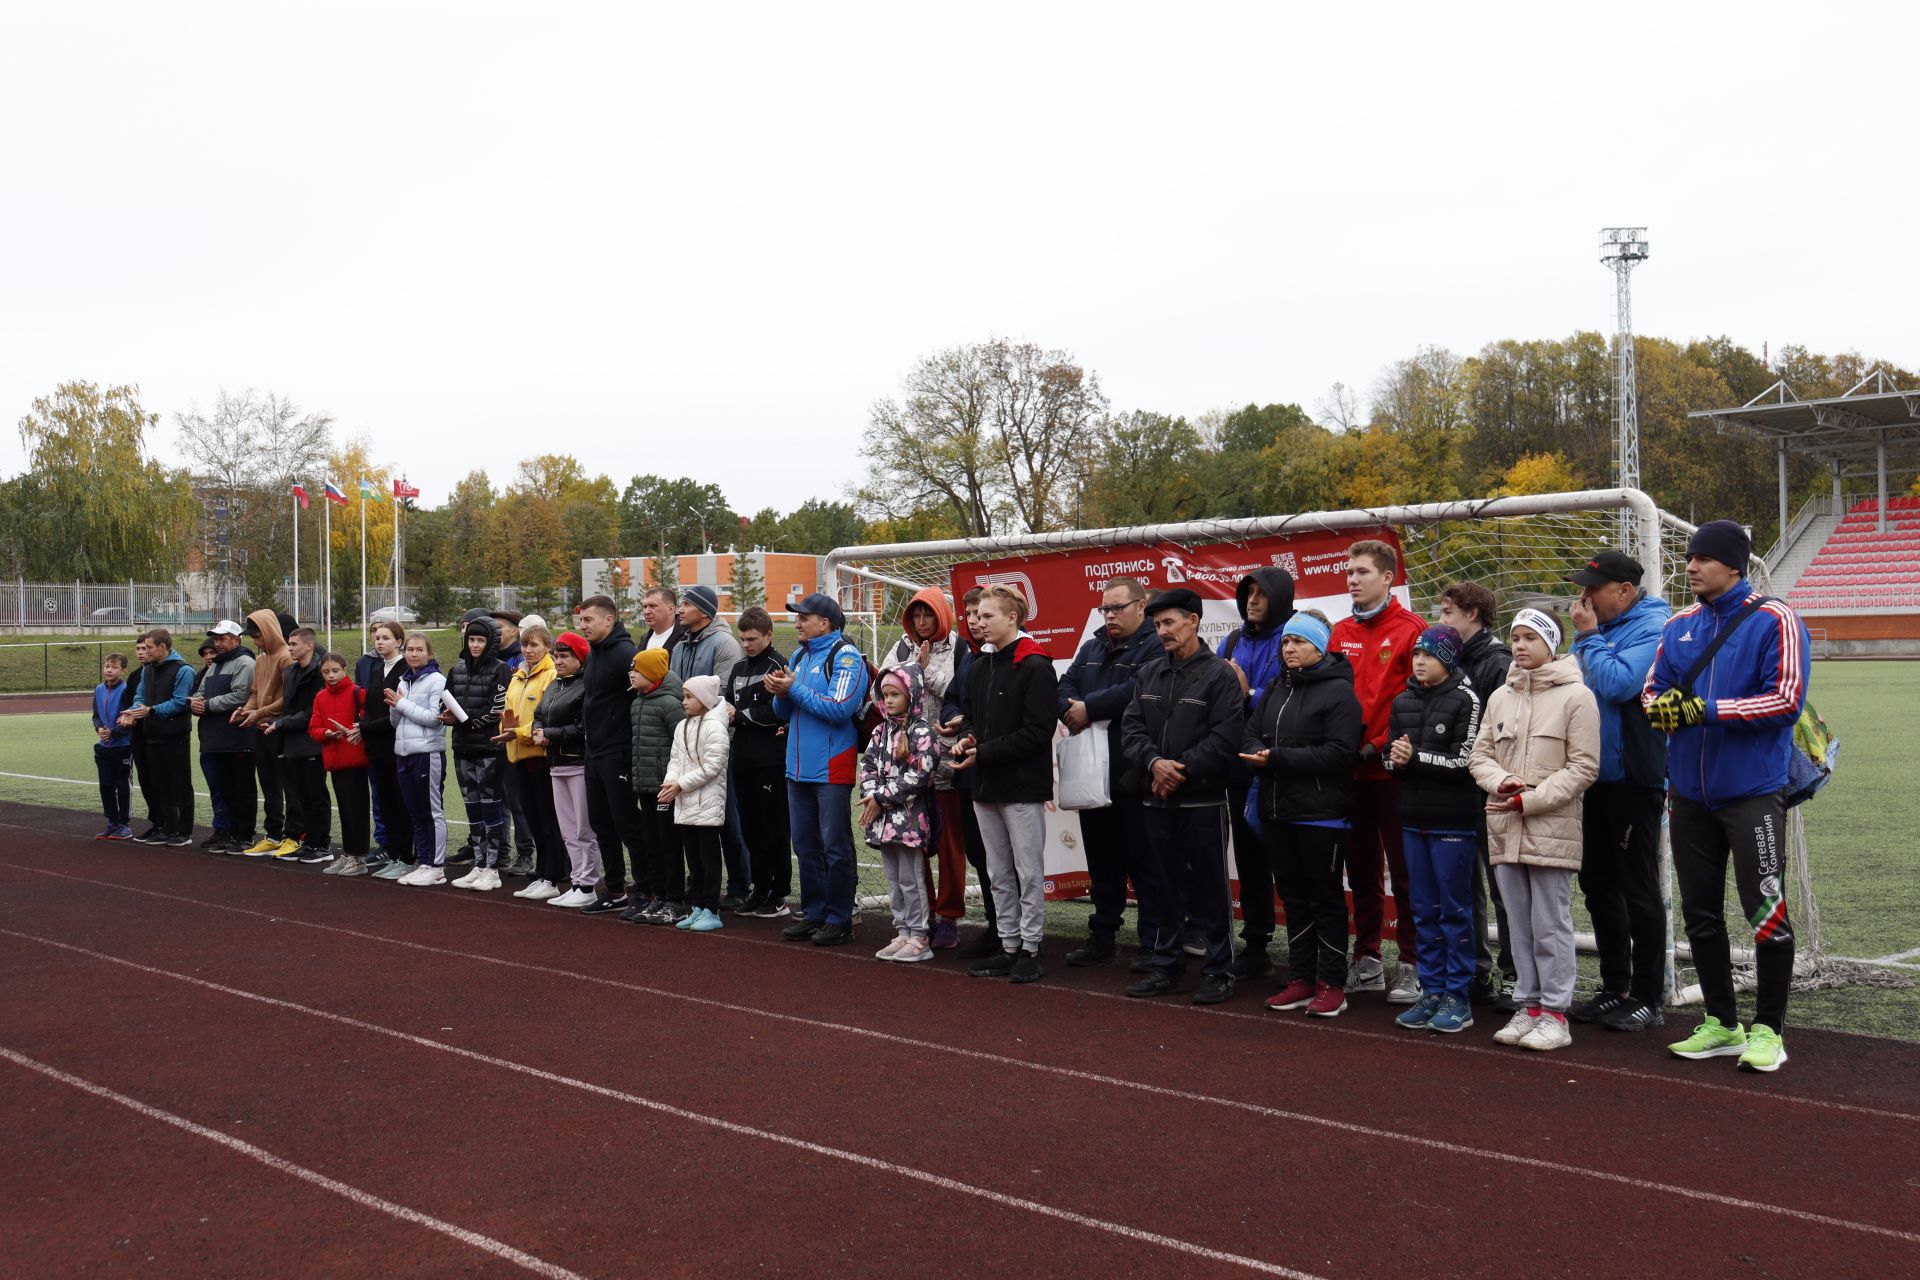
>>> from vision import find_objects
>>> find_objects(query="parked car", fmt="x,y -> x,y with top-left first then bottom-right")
368,605 -> 420,624
88,607 -> 152,625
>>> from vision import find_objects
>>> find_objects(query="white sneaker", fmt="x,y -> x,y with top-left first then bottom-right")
513,878 -> 551,899
1345,955 -> 1386,993
451,868 -> 483,889
1493,1010 -> 1540,1046
1520,1014 -> 1573,1052
523,880 -> 564,901
874,936 -> 909,961
473,869 -> 502,892
398,865 -> 446,887
550,887 -> 595,908
1385,963 -> 1422,1005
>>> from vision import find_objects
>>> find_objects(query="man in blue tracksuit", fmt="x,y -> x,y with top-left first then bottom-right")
769,592 -> 869,947
126,628 -> 198,845
1220,567 -> 1296,977
1056,576 -> 1161,968
1565,550 -> 1672,1032
1643,520 -> 1811,1073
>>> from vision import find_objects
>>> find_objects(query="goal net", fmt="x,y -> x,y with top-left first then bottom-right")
825,488 -> 1869,1001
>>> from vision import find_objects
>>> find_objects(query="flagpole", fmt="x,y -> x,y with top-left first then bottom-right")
292,489 -> 300,624
393,482 -> 401,613
323,490 -> 333,654
360,487 -> 368,644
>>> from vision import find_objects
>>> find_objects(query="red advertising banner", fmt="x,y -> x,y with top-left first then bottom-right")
947,526 -> 1409,920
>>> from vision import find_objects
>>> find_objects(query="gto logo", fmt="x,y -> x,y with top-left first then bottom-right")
973,570 -> 1040,622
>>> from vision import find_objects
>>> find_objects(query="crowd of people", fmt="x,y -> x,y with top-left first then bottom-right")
87,518 -> 1812,1071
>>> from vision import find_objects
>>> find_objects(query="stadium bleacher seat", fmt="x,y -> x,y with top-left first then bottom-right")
1787,498 -> 1920,611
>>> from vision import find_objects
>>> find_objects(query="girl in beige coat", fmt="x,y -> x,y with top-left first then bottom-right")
1468,608 -> 1600,1051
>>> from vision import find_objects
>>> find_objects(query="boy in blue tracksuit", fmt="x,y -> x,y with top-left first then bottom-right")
92,653 -> 137,839
770,592 -> 871,945
1566,551 -> 1672,1031
1220,568 -> 1297,975
1642,520 -> 1811,1073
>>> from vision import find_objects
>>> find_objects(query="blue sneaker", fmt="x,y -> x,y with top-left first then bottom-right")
1395,991 -> 1443,1029
689,907 -> 724,933
675,908 -> 699,930
1427,992 -> 1474,1034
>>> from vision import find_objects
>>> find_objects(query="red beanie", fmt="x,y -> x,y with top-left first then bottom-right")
555,632 -> 590,664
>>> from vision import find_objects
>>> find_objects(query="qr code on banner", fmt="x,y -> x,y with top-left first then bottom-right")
1269,552 -> 1298,576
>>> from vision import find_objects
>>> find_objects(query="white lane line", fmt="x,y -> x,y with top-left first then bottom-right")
0,1045 -> 587,1280
1,930 -> 1323,1280
5,851 -> 1912,1128
0,777 -> 479,831
9,926 -> 1920,1251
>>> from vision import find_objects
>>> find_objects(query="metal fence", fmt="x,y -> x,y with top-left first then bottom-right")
2,580 -> 579,633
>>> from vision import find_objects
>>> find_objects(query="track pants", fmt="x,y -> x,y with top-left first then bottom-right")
369,753 -> 413,864
253,734 -> 284,840
211,751 -> 257,843
283,755 -> 329,847
1403,828 -> 1478,999
1077,794 -> 1154,943
790,781 -> 856,927
636,791 -> 684,905
515,758 -> 570,885
145,736 -> 195,837
550,764 -> 603,888
974,800 -> 1046,953
1495,863 -> 1576,1013
1140,804 -> 1234,980
957,789 -> 996,930
882,842 -> 931,938
1265,821 -> 1349,988
582,753 -> 645,898
1580,782 -> 1668,1006
737,763 -> 791,901
1229,779 -> 1274,950
1471,814 -> 1514,984
394,751 -> 447,867
199,749 -> 227,833
94,747 -> 132,827
454,754 -> 508,869
680,824 -> 723,912
1671,791 -> 1795,1033
330,766 -> 371,856
1347,776 -> 1415,967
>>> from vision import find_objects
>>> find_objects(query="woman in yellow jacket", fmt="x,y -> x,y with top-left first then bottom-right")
496,624 -> 569,900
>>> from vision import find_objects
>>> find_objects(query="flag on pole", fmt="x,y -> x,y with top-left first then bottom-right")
323,481 -> 349,506
291,482 -> 310,510
393,478 -> 421,500
360,479 -> 384,502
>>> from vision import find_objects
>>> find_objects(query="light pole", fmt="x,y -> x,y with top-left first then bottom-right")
1600,227 -> 1649,546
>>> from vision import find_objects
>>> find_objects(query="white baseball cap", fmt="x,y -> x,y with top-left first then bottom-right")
206,620 -> 243,637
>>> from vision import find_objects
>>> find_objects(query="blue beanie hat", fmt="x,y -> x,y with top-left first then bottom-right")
684,584 -> 720,620
1414,624 -> 1464,671
1280,612 -> 1332,653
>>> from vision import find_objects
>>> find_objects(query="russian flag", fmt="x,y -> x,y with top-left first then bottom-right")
323,480 -> 349,506
290,482 -> 310,510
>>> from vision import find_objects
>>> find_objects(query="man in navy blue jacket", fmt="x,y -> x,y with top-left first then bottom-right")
1643,521 -> 1810,1073
1056,577 -> 1161,968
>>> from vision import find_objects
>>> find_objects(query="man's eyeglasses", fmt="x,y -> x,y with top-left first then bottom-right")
1097,601 -> 1141,616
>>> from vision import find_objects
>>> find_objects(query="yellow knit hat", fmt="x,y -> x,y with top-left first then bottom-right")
631,647 -> 671,686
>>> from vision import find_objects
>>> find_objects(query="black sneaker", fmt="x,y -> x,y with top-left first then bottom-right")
503,856 -> 536,878
1129,954 -> 1156,974
956,928 -> 1002,960
968,950 -> 1016,978
719,893 -> 747,912
1181,928 -> 1207,958
199,831 -> 228,850
1601,998 -> 1666,1032
1066,936 -> 1117,967
782,918 -> 824,941
1231,948 -> 1275,980
134,826 -> 167,845
582,895 -> 629,916
755,899 -> 792,919
446,844 -> 475,866
812,922 -> 853,947
1193,974 -> 1234,1006
663,901 -> 693,926
1009,949 -> 1044,984
620,897 -> 654,923
1570,992 -> 1630,1024
1127,969 -> 1182,998
165,833 -> 194,848
296,844 -> 333,864
733,891 -> 766,917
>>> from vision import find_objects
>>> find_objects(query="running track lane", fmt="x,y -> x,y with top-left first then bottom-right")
3,843 -> 1918,1274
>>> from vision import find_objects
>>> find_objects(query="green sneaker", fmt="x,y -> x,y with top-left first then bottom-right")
1668,1016 -> 1747,1060
1737,1024 -> 1788,1073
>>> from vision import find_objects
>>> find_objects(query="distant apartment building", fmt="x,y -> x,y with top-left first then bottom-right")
580,549 -> 829,613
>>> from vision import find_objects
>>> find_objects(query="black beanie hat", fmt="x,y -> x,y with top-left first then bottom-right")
1686,520 -> 1750,575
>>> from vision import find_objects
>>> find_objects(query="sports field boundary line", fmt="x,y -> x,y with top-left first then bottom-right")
9,925 -> 1919,1250
0,1045 -> 588,1280
0,930 -> 1327,1279
4,844 -> 1916,1117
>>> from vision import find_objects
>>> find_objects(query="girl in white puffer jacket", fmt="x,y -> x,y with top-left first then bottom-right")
661,674 -> 732,933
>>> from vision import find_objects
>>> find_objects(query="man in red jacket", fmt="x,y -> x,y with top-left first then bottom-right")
1329,539 -> 1428,1002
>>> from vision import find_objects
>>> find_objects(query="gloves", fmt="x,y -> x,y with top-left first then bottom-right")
1646,689 -> 1707,732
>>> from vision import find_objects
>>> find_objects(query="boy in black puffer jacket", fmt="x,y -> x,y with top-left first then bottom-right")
444,616 -> 511,876
1384,625 -> 1484,1035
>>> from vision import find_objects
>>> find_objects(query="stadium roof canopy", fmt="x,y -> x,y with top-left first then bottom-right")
1689,368 -> 1920,531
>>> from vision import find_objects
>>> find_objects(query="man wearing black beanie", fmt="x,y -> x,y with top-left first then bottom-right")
1641,519 -> 1812,1073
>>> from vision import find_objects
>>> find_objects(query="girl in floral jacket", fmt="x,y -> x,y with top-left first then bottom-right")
860,666 -> 939,962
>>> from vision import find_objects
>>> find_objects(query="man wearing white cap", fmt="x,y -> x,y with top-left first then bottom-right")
192,620 -> 258,853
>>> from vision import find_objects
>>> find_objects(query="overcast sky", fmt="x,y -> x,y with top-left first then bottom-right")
2,3 -> 1913,517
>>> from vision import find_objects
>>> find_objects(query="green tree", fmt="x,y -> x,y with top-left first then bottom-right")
777,498 -> 865,555
12,381 -> 198,580
1082,411 -> 1207,526
619,474 -> 731,556
729,552 -> 764,611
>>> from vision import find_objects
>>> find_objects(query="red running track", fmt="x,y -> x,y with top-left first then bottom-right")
1,799 -> 1916,1278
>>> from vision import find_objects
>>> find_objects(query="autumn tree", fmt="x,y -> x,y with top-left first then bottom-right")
174,388 -> 334,599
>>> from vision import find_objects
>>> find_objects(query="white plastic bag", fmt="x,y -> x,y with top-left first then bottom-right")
1055,722 -> 1112,811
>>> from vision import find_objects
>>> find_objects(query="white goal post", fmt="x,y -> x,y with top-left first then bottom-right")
824,489 -> 1844,1001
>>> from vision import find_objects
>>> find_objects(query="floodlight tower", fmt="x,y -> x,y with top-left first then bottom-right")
1600,227 -> 1649,543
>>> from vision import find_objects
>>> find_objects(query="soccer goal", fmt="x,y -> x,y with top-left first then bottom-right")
826,488 -> 1852,1001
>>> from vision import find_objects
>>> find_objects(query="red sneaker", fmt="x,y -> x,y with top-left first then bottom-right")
1305,982 -> 1348,1018
1266,978 -> 1316,1011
